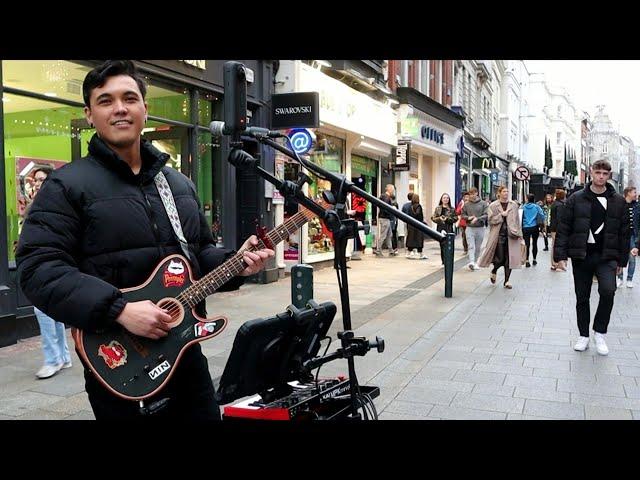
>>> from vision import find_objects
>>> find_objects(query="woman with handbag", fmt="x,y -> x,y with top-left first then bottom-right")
477,186 -> 524,289
431,193 -> 458,265
521,193 -> 545,267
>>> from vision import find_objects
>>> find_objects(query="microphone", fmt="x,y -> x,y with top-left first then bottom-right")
209,121 -> 283,139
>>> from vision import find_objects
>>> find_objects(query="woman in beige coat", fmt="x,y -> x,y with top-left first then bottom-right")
477,186 -> 524,288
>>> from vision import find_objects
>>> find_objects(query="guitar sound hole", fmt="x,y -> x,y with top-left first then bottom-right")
157,298 -> 184,328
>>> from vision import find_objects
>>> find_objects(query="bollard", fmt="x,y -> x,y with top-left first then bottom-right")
444,232 -> 455,298
291,264 -> 314,308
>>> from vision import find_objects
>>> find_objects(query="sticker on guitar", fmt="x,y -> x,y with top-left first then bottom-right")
149,360 -> 171,380
194,321 -> 217,338
163,259 -> 186,287
98,341 -> 128,369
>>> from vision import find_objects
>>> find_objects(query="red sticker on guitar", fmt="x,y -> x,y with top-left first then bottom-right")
163,259 -> 186,287
98,341 -> 128,369
194,321 -> 217,337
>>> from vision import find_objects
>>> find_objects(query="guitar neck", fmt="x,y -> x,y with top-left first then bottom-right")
178,204 -> 318,307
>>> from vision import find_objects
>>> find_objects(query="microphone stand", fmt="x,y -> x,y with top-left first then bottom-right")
228,131 -> 446,419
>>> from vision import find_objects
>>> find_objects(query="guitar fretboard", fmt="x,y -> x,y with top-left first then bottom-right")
176,205 -> 318,308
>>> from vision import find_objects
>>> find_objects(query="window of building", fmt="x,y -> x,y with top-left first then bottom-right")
307,132 -> 344,256
2,93 -> 88,261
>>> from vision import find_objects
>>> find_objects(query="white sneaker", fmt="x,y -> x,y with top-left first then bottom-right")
420,254 -> 428,260
473,263 -> 481,270
573,336 -> 589,352
468,262 -> 476,271
62,361 -> 73,369
616,277 -> 623,288
594,332 -> 609,355
627,280 -> 634,288
36,364 -> 62,379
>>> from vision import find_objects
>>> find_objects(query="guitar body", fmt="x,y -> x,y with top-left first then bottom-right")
73,254 -> 227,401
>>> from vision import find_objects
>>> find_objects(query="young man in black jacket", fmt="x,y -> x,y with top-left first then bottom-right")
554,160 -> 630,355
16,60 -> 274,420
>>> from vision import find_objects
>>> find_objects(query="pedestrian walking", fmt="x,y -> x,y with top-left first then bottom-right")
477,186 -> 523,289
554,160 -> 630,355
542,193 -> 554,251
521,193 -> 545,267
431,193 -> 458,265
374,184 -> 396,257
455,192 -> 469,255
617,186 -> 639,288
25,165 -> 73,379
406,193 -> 427,259
461,187 -> 488,270
549,189 -> 567,271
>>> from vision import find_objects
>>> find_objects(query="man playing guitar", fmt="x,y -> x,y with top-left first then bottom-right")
16,60 -> 275,420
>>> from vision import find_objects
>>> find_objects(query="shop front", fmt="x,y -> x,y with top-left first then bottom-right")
274,60 -> 396,269
397,104 -> 463,231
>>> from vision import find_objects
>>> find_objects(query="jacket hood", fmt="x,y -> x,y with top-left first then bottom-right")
87,134 -> 170,184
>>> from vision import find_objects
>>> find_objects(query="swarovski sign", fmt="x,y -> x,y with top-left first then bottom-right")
271,92 -> 320,129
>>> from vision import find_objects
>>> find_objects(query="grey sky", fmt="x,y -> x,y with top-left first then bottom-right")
525,60 -> 640,146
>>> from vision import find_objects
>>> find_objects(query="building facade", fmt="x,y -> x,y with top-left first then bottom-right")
589,105 -> 623,190
451,60 -> 521,202
527,72 -> 581,177
274,60 -> 395,268
387,60 -> 462,237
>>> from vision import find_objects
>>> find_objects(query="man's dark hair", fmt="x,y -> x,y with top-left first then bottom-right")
527,193 -> 535,203
32,165 -> 53,177
82,60 -> 147,107
623,186 -> 636,197
407,193 -> 413,201
591,159 -> 612,172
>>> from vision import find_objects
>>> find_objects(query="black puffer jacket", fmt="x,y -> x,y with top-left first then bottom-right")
554,182 -> 630,266
16,134 -> 244,333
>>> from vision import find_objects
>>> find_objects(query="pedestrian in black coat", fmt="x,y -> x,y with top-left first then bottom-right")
554,160 -> 630,356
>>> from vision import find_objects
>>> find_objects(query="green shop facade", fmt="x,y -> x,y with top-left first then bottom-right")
0,60 -> 277,346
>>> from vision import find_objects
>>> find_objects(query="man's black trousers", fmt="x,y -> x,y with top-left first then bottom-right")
571,252 -> 618,337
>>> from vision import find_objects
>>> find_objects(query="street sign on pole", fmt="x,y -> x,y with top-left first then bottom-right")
514,166 -> 530,181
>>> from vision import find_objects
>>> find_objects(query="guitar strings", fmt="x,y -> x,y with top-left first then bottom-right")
159,206 -> 316,320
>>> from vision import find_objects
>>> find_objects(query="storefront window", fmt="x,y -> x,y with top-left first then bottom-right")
307,132 -> 344,256
460,167 -> 469,193
2,94 -> 87,261
197,94 -> 223,241
3,60 -> 91,103
351,154 -> 378,249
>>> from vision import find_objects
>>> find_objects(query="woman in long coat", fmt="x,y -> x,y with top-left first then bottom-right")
477,186 -> 524,288
405,193 -> 427,259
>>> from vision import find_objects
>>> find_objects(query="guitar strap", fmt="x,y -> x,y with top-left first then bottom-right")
154,170 -> 192,262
